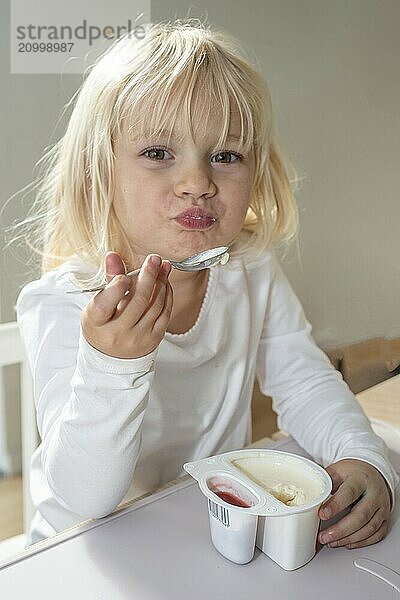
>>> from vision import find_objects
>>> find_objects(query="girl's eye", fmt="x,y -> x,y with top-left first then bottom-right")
211,151 -> 241,164
143,147 -> 172,161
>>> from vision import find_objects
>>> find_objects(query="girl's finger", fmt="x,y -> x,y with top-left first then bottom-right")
324,507 -> 385,548
113,275 -> 137,319
112,259 -> 171,323
153,279 -> 173,335
88,275 -> 130,325
319,476 -> 364,520
345,520 -> 388,549
319,497 -> 380,545
118,255 -> 163,326
324,464 -> 344,495
146,261 -> 171,306
105,251 -> 127,284
140,262 -> 172,326
140,279 -> 167,325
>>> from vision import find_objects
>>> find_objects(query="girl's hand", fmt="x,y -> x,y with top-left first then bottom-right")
81,251 -> 173,359
318,459 -> 391,549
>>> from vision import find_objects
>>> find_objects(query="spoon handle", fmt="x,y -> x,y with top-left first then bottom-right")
66,268 -> 141,294
66,246 -> 229,293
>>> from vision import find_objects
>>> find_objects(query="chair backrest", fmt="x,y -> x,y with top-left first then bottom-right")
0,322 -> 38,532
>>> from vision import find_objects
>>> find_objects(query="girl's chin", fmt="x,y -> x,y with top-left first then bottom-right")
134,232 -> 230,262
170,242 -> 224,262
175,230 -> 228,248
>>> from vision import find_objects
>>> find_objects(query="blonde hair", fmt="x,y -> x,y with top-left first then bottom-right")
13,19 -> 299,284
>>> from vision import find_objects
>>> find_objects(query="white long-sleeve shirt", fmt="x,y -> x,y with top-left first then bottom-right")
16,250 -> 399,545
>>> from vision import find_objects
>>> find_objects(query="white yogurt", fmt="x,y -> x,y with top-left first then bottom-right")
231,456 -> 324,506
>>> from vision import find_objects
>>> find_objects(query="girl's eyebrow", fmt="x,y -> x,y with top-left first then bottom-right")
131,130 -> 242,143
131,129 -> 182,142
132,129 -> 241,141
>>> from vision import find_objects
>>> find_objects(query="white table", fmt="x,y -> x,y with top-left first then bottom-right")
0,436 -> 399,599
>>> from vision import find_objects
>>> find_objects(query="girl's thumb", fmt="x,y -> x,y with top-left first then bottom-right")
105,251 -> 126,283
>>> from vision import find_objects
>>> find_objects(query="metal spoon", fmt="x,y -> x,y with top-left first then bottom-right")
67,246 -> 230,294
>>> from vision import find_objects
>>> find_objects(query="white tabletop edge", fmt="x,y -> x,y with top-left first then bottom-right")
0,437 -> 311,572
0,476 -> 195,572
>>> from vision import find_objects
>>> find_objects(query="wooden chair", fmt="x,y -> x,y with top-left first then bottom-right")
0,321 -> 38,559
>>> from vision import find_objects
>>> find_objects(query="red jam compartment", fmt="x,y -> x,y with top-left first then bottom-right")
207,475 -> 259,509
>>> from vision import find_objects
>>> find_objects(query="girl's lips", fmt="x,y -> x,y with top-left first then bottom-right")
174,208 -> 217,230
175,215 -> 216,229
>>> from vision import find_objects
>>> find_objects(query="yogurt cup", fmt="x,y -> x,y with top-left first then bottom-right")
205,473 -> 260,564
184,449 -> 332,570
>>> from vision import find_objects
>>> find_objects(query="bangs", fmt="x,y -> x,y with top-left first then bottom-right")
112,36 -> 258,153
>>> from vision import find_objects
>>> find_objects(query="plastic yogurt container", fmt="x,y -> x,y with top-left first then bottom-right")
184,449 -> 332,570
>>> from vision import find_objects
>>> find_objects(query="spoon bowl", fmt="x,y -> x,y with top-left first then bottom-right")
67,246 -> 230,293
170,246 -> 230,272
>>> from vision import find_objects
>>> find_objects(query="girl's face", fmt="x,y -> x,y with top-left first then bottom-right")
113,109 -> 255,263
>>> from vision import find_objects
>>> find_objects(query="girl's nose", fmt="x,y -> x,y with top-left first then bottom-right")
174,163 -> 217,200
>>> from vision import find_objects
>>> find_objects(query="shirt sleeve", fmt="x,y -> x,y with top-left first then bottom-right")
255,253 -> 399,504
16,272 -> 156,519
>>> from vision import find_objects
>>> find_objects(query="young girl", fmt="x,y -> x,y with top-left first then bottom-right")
16,20 -> 397,548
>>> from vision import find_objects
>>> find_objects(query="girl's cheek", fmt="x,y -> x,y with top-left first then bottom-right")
161,198 -> 177,211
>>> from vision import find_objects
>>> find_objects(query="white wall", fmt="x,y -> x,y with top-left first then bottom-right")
152,0 -> 400,349
1,1 -> 82,320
